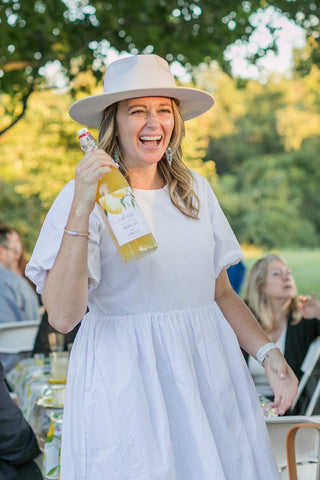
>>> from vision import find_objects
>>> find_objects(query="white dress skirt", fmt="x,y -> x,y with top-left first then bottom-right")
26,172 -> 279,480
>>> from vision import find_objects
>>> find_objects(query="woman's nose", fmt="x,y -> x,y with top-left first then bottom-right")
146,112 -> 159,127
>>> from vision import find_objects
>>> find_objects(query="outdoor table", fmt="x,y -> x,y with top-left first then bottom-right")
7,357 -> 65,480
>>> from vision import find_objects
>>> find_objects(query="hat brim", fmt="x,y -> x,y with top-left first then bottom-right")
69,87 -> 214,128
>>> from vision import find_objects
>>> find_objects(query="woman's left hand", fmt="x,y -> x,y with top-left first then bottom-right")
263,348 -> 298,415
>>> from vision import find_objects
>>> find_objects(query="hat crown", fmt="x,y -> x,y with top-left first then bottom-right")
69,53 -> 214,127
103,55 -> 177,95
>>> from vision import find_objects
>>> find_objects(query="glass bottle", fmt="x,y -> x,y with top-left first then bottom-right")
78,128 -> 157,263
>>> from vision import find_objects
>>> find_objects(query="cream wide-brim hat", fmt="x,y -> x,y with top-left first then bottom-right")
69,54 -> 215,128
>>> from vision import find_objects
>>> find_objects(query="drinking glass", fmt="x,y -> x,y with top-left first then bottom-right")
48,333 -> 64,352
49,351 -> 69,381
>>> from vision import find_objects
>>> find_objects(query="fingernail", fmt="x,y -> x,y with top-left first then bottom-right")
280,373 -> 285,379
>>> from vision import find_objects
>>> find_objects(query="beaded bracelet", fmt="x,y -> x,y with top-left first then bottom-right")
64,226 -> 90,238
256,343 -> 278,366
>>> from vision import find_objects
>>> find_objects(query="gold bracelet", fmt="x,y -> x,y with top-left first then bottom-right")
64,226 -> 90,238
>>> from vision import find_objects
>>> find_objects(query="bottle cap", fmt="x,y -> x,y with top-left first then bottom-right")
78,128 -> 88,137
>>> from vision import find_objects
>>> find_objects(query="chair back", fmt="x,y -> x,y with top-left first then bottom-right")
285,422 -> 320,480
290,337 -> 320,415
266,416 -> 320,479
0,320 -> 41,353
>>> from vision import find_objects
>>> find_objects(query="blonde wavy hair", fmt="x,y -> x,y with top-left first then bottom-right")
98,99 -> 200,219
244,254 -> 301,333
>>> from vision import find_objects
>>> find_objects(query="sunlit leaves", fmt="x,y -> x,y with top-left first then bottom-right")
1,0 -> 319,135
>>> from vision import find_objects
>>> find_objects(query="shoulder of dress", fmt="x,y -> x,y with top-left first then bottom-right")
189,169 -> 204,182
189,170 -> 212,193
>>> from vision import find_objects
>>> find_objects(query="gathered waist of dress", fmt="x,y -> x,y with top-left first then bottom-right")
84,302 -> 217,322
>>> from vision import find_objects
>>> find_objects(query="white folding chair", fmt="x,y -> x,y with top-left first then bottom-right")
291,337 -> 320,415
266,416 -> 320,479
0,320 -> 41,353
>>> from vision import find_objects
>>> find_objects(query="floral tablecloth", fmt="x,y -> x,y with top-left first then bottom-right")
7,357 -> 64,479
259,395 -> 278,418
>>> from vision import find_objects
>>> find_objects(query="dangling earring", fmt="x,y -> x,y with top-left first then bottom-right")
113,144 -> 120,163
166,145 -> 173,167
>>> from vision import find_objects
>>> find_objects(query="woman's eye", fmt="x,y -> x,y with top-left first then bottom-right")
131,109 -> 144,115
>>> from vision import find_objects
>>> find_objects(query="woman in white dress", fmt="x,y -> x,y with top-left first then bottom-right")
26,54 -> 297,480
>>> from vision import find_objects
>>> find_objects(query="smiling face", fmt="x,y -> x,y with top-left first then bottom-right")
263,259 -> 297,301
115,96 -> 175,170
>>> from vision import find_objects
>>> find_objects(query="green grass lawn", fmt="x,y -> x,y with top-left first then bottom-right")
240,248 -> 320,299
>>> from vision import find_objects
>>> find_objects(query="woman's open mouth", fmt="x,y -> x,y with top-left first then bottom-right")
139,135 -> 162,146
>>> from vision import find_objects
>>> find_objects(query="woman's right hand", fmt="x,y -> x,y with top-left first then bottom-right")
72,149 -> 118,214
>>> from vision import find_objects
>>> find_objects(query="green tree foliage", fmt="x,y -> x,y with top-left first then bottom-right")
0,91 -> 82,207
1,0 -> 320,134
217,140 -> 320,248
204,72 -> 286,174
0,90 -> 82,253
201,60 -> 320,174
183,111 -> 217,187
187,60 -> 320,248
0,180 -> 43,253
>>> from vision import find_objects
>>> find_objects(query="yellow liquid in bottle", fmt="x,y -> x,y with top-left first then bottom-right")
96,168 -> 157,264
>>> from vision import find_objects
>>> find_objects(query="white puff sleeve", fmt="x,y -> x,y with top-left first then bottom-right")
26,180 -> 103,294
195,173 -> 244,278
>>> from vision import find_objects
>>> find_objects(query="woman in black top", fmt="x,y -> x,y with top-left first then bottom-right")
243,254 -> 320,413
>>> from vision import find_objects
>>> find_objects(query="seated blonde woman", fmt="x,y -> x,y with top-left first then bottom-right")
243,254 -> 320,408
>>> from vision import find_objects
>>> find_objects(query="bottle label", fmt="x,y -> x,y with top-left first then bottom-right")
99,186 -> 151,246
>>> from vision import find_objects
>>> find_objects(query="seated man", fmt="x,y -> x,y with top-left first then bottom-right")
0,283 -> 24,323
0,360 -> 43,479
